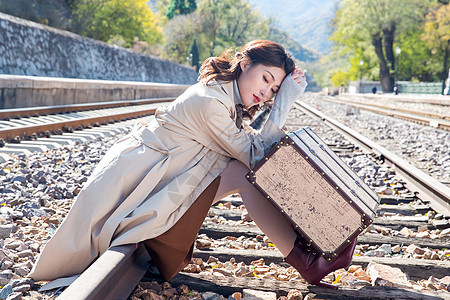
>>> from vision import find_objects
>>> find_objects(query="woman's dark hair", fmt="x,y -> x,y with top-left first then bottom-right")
199,40 -> 295,118
199,40 -> 295,84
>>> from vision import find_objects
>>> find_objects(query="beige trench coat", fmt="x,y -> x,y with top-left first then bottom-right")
29,80 -> 285,281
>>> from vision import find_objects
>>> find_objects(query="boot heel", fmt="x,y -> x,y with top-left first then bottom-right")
286,237 -> 356,289
314,281 -> 338,290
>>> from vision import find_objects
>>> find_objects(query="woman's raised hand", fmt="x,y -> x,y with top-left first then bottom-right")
267,66 -> 308,130
290,67 -> 306,85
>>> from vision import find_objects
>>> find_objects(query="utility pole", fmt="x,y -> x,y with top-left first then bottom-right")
394,46 -> 401,95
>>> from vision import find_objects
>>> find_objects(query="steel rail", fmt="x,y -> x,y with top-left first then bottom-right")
0,100 -> 172,142
0,98 -> 175,120
43,100 -> 176,299
47,107 -> 273,299
326,97 -> 449,121
295,101 -> 450,217
323,98 -> 450,130
37,101 -> 448,299
0,98 -> 173,298
57,244 -> 150,300
335,93 -> 450,106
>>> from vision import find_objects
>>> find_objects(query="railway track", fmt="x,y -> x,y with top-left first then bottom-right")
0,97 -> 174,144
327,97 -> 450,130
0,95 -> 448,299
51,98 -> 450,299
294,101 -> 450,218
0,98 -> 175,163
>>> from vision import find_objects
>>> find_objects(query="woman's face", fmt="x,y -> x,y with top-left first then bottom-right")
237,62 -> 286,108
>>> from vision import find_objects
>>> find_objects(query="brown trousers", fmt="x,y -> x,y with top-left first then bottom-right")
143,160 -> 296,281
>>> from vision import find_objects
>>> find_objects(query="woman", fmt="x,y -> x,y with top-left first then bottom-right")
29,40 -> 350,288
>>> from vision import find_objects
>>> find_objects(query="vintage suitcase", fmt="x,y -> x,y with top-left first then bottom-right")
246,126 -> 379,261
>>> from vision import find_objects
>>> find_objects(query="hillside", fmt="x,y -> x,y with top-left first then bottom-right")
0,0 -> 327,62
249,0 -> 338,54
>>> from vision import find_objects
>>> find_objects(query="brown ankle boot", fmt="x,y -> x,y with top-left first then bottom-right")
285,237 -> 357,289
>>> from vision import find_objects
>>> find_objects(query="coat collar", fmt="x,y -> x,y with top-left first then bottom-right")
206,80 -> 236,108
215,80 -> 243,107
232,80 -> 243,106
205,80 -> 241,122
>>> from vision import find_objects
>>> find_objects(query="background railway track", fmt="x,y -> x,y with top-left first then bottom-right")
324,97 -> 450,131
0,98 -> 174,141
0,98 -> 174,161
294,101 -> 450,218
0,94 -> 449,299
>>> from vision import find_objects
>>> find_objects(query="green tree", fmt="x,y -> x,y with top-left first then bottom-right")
162,0 -> 268,64
162,13 -> 202,63
165,0 -> 197,19
423,2 -> 450,93
387,23 -> 449,84
70,0 -> 162,47
198,0 -> 268,56
330,0 -> 432,92
188,37 -> 200,71
187,0 -> 197,13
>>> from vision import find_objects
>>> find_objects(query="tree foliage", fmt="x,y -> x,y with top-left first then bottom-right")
1,0 -> 324,80
188,37 -> 200,71
153,0 -> 171,27
165,0 -> 197,19
422,3 -> 450,84
162,13 -> 202,64
70,0 -> 162,47
329,0 -> 433,91
162,0 -> 269,64
199,0 -> 268,56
